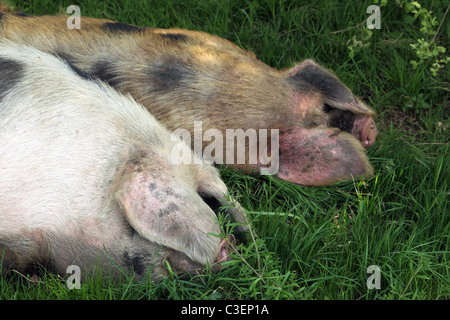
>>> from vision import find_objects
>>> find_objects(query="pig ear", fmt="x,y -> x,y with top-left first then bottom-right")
277,126 -> 374,186
114,165 -> 221,266
197,165 -> 251,236
287,60 -> 376,116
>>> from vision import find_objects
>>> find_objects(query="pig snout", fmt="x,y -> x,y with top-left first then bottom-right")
167,236 -> 233,274
211,236 -> 234,272
352,115 -> 377,148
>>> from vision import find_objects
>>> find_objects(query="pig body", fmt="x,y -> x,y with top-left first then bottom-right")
0,40 -> 247,280
0,13 -> 376,186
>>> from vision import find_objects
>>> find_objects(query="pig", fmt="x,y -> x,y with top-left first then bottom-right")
0,13 -> 377,186
0,40 -> 250,281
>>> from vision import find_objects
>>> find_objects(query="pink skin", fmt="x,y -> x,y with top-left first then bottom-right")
352,115 -> 377,148
275,127 -> 372,186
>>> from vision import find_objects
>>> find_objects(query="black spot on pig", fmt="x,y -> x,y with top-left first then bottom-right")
301,164 -> 313,173
102,22 -> 145,33
289,65 -> 353,104
147,58 -> 195,92
160,188 -> 181,198
158,202 -> 180,217
15,13 -> 30,17
160,33 -> 187,42
90,60 -> 121,87
149,183 -> 157,191
0,58 -> 24,104
123,252 -> 146,276
323,104 -> 356,132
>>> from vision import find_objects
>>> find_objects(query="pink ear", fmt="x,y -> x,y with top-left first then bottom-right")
114,161 -> 222,265
276,126 -> 373,186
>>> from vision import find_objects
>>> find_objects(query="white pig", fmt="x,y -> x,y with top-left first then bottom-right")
0,40 -> 249,280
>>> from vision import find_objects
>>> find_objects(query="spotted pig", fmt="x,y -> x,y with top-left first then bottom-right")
0,40 -> 249,280
0,13 -> 377,186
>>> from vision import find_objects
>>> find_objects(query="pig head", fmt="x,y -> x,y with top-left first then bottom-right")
0,13 -> 377,186
276,59 -> 376,185
112,157 -> 241,277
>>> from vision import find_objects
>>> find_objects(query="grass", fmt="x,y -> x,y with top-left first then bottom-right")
1,0 -> 449,300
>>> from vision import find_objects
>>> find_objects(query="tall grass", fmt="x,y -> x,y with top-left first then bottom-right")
1,0 -> 448,300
